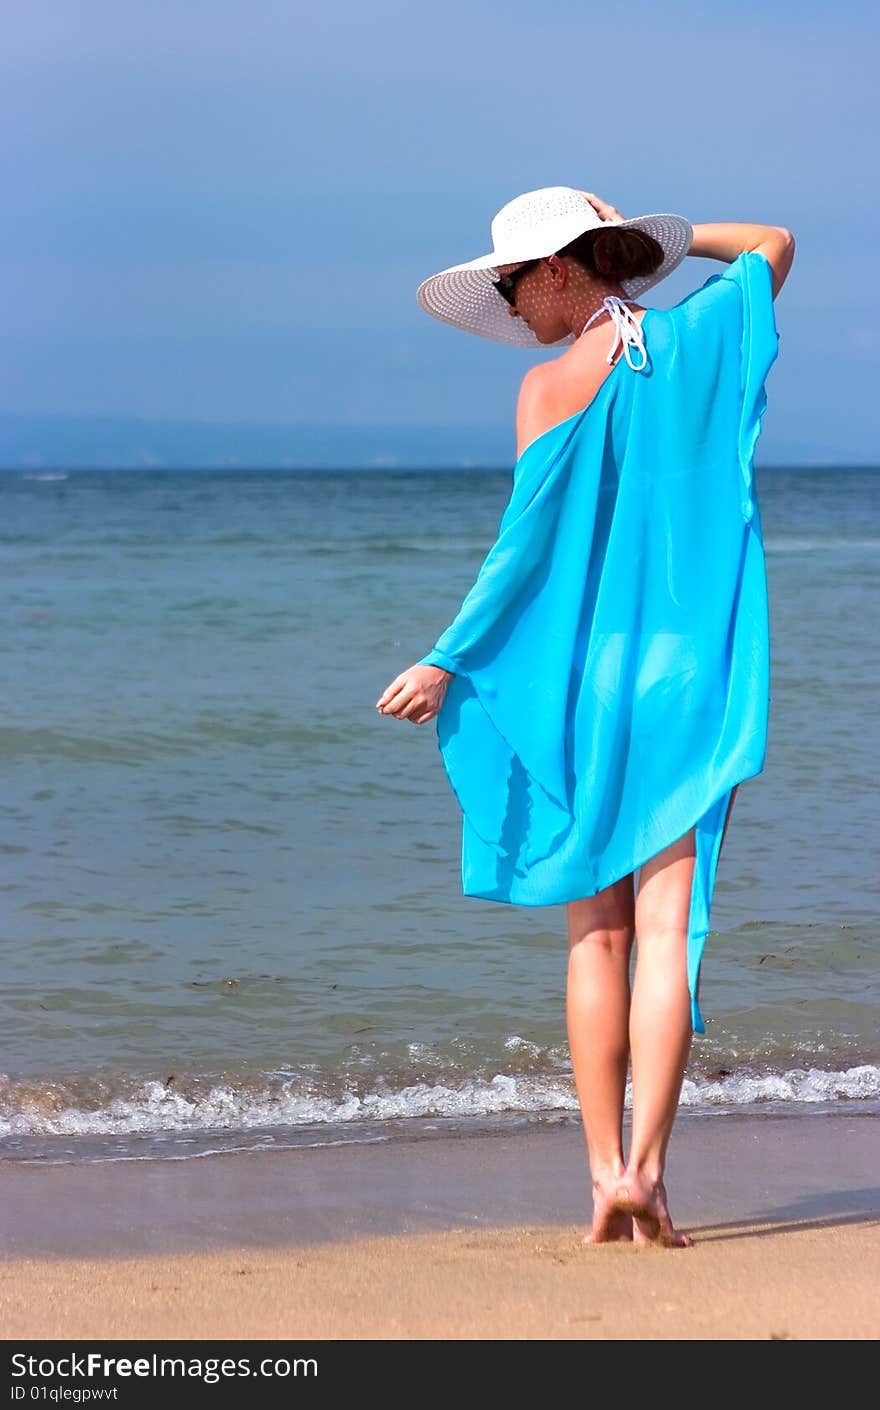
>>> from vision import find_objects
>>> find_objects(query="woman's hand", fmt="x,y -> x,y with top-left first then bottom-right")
375,664 -> 452,726
576,190 -> 627,223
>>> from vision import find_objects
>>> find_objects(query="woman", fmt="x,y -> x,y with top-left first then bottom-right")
375,187 -> 794,1248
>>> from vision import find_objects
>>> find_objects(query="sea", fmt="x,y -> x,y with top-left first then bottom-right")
1,465 -> 877,1164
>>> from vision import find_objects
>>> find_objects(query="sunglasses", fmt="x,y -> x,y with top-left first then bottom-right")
491,258 -> 543,307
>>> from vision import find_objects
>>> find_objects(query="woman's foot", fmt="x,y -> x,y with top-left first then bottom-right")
582,1174 -> 634,1244
611,1170 -> 694,1248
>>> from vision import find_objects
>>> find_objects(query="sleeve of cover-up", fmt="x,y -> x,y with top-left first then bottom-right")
721,251 -> 780,521
418,645 -> 461,673
691,250 -> 781,522
415,497 -> 557,676
415,454 -> 568,677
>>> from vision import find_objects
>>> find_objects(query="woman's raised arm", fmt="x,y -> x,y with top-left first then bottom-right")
689,222 -> 796,299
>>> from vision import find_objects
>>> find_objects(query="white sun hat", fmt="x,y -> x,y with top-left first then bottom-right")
416,186 -> 693,349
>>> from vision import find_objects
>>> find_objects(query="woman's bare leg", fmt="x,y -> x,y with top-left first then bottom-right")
615,826 -> 696,1246
617,786 -> 739,1248
565,874 -> 636,1243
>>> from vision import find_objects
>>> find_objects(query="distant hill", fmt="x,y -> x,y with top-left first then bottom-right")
1,412 -> 858,473
0,413 -> 511,470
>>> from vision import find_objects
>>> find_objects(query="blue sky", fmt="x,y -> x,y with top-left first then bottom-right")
1,1 -> 877,464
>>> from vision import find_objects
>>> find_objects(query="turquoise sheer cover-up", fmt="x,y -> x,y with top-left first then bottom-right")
417,251 -> 780,1035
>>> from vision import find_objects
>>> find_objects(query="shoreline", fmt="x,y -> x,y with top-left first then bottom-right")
2,1110 -> 877,1338
1,1109 -> 878,1260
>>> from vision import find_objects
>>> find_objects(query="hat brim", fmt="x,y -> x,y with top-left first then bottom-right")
416,214 -> 693,348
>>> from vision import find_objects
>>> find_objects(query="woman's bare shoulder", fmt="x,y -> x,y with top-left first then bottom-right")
516,322 -> 644,460
515,363 -> 564,460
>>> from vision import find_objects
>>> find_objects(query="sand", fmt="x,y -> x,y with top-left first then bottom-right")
1,1111 -> 878,1339
2,1223 -> 878,1340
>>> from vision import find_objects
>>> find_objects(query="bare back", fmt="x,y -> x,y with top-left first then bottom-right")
518,303 -> 648,456
537,305 -> 649,442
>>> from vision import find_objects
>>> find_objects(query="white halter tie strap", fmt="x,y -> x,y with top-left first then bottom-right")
580,296 -> 648,371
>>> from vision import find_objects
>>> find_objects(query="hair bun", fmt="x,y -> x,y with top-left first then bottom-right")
558,226 -> 665,283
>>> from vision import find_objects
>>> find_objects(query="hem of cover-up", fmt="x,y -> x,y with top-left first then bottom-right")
459,769 -> 763,1036
432,670 -> 575,870
684,786 -> 734,1037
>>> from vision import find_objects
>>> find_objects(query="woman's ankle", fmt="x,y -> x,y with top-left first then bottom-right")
590,1155 -> 627,1185
623,1156 -> 664,1186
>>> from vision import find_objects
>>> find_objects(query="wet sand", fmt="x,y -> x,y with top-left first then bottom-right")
1,1111 -> 878,1339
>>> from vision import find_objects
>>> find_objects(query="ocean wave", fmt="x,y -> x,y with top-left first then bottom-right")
1,1063 -> 877,1145
304,537 -> 494,557
763,536 -> 880,552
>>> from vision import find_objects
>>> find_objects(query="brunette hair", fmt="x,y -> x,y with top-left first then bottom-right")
555,225 -> 665,283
